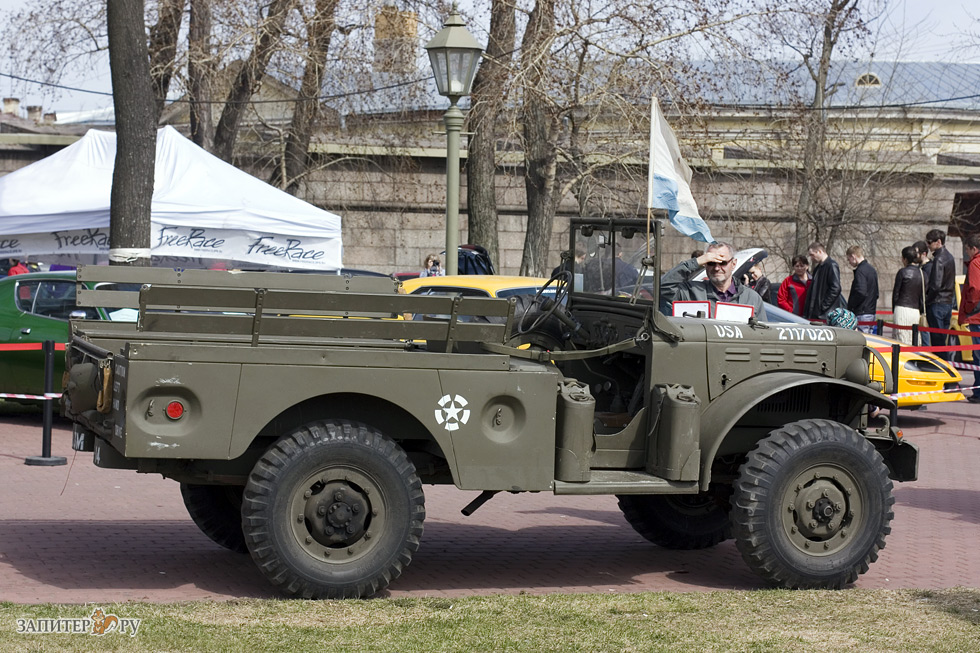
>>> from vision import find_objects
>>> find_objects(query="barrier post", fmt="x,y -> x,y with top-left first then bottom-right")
911,324 -> 919,347
889,343 -> 901,426
877,318 -> 884,336
25,340 -> 67,467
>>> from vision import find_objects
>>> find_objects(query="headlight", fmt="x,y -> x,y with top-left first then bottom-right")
903,359 -> 946,375
845,358 -> 870,385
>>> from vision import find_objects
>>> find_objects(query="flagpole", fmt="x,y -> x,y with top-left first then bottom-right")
646,97 -> 658,259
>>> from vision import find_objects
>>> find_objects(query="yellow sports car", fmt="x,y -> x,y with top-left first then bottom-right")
865,334 -> 965,408
401,275 -> 553,299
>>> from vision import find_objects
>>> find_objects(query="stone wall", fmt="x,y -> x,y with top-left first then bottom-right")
292,153 -> 973,311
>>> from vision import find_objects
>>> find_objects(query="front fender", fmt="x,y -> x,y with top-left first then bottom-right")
698,372 -> 892,489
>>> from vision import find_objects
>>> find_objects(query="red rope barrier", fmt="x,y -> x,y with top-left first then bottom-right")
0,342 -> 66,351
878,321 -> 978,337
871,343 -> 980,354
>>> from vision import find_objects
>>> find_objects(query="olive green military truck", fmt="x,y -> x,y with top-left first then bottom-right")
63,218 -> 916,599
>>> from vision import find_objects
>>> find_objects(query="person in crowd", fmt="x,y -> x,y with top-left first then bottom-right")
803,242 -> 846,321
845,245 -> 879,334
584,243 -> 639,292
689,250 -> 705,274
7,259 -> 29,276
959,233 -> 980,403
420,253 -> 445,277
777,255 -> 811,316
913,240 -> 932,346
925,229 -> 957,359
892,245 -> 925,346
552,243 -> 587,277
609,243 -> 639,289
744,265 -> 772,303
660,242 -> 765,317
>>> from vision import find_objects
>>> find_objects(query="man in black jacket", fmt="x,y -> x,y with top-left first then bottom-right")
913,240 -> 933,345
845,245 -> 879,334
925,229 -> 957,358
803,242 -> 846,321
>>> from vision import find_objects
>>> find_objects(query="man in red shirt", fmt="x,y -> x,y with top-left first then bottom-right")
960,233 -> 980,403
777,255 -> 811,316
6,259 -> 29,276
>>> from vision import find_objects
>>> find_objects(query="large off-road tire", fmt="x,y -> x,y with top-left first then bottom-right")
179,483 -> 248,554
731,419 -> 894,589
242,420 -> 425,599
617,491 -> 731,550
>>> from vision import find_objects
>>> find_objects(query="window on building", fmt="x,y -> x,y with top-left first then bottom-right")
856,73 -> 881,87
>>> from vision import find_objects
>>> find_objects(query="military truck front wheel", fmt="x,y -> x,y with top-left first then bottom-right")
180,483 -> 248,553
617,492 -> 731,550
242,420 -> 425,599
731,419 -> 894,589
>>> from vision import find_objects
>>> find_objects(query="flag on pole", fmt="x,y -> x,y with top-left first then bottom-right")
647,97 -> 713,243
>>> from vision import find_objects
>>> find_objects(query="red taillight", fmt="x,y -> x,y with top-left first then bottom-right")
166,401 -> 185,420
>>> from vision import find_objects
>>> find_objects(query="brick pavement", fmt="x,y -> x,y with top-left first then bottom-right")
1,401 -> 978,604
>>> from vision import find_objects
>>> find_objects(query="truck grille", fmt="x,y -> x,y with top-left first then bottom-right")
755,387 -> 811,414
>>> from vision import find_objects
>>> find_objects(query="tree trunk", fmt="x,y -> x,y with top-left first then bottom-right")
518,0 -> 557,277
189,0 -> 214,150
212,0 -> 297,162
272,0 -> 339,194
147,0 -> 184,120
107,0 -> 156,267
794,0 -> 854,255
465,0 -> 516,269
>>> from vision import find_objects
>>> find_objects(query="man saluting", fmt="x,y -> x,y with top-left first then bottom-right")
660,242 -> 765,318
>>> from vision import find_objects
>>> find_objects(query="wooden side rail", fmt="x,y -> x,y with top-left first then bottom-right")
75,266 -> 399,310
132,284 -> 516,351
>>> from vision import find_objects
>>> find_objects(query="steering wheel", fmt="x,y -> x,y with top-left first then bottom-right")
516,269 -> 572,336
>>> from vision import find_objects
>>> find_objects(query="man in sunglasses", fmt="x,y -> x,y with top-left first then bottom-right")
660,242 -> 766,318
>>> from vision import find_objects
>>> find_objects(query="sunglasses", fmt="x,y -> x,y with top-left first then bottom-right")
705,260 -> 732,267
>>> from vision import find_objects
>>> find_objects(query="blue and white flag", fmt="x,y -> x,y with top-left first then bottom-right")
647,98 -> 713,243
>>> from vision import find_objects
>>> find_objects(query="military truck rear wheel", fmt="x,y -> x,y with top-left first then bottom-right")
617,492 -> 731,550
180,483 -> 248,553
731,419 -> 894,589
242,420 -> 425,599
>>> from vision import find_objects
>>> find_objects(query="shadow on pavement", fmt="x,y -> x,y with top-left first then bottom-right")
893,487 -> 980,526
1,516 -> 766,599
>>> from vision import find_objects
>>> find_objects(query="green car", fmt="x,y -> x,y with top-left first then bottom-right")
0,271 -> 138,398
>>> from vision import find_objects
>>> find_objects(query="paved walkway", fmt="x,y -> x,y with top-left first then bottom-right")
1,401 -> 978,603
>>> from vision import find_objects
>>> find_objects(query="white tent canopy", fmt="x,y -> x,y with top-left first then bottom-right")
0,126 -> 343,270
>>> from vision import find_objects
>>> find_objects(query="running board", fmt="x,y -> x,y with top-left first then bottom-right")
553,470 -> 700,495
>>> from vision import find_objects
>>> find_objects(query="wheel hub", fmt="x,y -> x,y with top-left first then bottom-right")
782,465 -> 861,555
305,482 -> 369,546
289,468 -> 386,564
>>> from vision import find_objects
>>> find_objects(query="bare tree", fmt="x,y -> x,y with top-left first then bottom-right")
271,0 -> 341,193
212,0 -> 298,162
188,0 -> 214,149
758,0 -> 877,254
465,0 -> 517,268
107,0 -> 156,267
147,0 -> 185,119
517,0 -> 559,276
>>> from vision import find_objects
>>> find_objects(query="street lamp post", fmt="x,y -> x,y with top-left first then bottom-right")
425,8 -> 483,276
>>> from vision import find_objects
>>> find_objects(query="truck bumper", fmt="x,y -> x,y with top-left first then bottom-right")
874,438 -> 919,483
